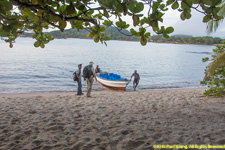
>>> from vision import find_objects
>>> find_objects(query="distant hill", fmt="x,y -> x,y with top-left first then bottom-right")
22,27 -> 223,45
22,26 -> 140,41
150,35 -> 223,45
171,34 -> 193,38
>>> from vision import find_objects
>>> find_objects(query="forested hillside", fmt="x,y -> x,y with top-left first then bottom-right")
22,27 -> 223,45
22,26 -> 139,41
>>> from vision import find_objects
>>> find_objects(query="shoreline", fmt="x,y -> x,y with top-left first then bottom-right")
1,88 -> 225,149
0,86 -> 208,95
19,36 -> 220,46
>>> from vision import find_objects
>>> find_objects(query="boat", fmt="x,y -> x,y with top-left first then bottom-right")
96,73 -> 130,91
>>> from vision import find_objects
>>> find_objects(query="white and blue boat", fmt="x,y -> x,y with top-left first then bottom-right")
96,73 -> 130,91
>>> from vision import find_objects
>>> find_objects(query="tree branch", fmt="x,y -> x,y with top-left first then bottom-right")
9,0 -> 98,26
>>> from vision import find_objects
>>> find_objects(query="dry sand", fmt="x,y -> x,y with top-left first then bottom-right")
0,88 -> 225,150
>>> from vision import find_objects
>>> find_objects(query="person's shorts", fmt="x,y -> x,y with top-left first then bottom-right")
133,79 -> 139,84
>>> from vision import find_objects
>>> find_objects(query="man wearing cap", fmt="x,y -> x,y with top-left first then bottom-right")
86,61 -> 97,97
76,64 -> 83,95
130,70 -> 140,91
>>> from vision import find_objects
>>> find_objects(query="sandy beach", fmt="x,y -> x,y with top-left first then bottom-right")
0,88 -> 225,150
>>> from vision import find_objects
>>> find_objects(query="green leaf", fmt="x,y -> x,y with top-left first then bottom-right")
172,1 -> 179,9
86,10 -> 94,16
203,15 -> 211,22
180,12 -> 186,20
204,0 -> 212,5
167,0 -> 175,5
103,36 -> 110,41
103,10 -> 109,18
59,20 -> 67,31
0,1 -> 12,11
125,24 -> 130,29
152,2 -> 160,11
184,11 -> 191,19
89,33 -> 94,38
9,42 -> 13,48
134,2 -> 144,13
144,32 -> 151,38
132,15 -> 139,26
66,3 -> 76,15
140,36 -> 147,46
100,26 -> 105,32
36,26 -> 42,32
103,20 -> 112,26
140,18 -> 146,25
76,2 -> 86,11
163,34 -> 170,39
59,5 -> 67,14
181,1 -> 191,9
130,28 -> 136,35
32,34 -> 37,38
40,43 -> 45,48
37,0 -> 45,6
202,57 -> 210,62
34,41 -> 40,47
139,27 -> 146,34
94,37 -> 100,43
165,27 -> 174,34
116,21 -> 121,27
116,4 -> 124,13
2,26 -> 10,32
193,0 -> 200,4
128,4 -> 135,13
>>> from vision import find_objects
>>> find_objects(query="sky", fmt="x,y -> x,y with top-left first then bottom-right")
51,2 -> 225,38
162,9 -> 225,38
93,1 -> 225,38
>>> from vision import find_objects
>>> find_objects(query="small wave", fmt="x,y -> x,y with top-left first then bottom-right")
186,51 -> 212,55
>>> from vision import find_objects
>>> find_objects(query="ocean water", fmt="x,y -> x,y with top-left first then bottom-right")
0,38 -> 214,93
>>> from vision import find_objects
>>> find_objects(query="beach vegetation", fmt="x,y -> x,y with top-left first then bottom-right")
0,0 -> 224,48
201,40 -> 225,97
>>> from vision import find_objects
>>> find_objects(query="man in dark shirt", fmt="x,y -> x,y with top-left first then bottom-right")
95,65 -> 101,73
76,64 -> 83,95
130,70 -> 140,91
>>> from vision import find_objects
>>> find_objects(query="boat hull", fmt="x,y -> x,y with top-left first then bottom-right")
96,75 -> 129,91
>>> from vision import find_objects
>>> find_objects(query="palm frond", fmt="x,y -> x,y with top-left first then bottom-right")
218,2 -> 225,16
206,20 -> 218,34
204,52 -> 225,81
206,0 -> 225,34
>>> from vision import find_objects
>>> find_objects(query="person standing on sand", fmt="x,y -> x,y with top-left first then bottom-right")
95,65 -> 101,73
76,64 -> 83,95
130,70 -> 140,91
84,61 -> 97,97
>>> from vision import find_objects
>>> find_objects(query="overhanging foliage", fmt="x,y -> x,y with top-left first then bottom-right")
0,0 -> 224,48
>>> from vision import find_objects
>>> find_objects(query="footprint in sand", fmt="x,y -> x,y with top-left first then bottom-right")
102,132 -> 110,137
217,138 -> 225,144
126,140 -> 146,149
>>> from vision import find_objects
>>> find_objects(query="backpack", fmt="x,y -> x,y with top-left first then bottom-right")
83,65 -> 93,78
73,71 -> 79,81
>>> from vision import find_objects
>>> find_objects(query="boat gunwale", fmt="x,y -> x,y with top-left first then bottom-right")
96,75 -> 130,84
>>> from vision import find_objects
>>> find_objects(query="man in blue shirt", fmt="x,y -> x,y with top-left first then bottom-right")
76,64 -> 83,95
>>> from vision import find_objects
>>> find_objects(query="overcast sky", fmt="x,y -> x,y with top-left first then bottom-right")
61,2 -> 225,38
162,9 -> 225,38
118,2 -> 225,38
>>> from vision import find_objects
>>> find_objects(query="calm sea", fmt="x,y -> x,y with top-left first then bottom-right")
0,37 -> 214,93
